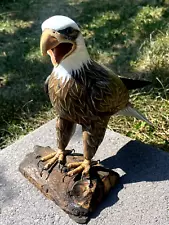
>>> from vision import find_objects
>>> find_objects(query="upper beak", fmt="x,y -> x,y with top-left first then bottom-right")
40,28 -> 61,56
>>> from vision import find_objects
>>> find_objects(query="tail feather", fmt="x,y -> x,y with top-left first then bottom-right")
119,77 -> 151,90
117,104 -> 153,126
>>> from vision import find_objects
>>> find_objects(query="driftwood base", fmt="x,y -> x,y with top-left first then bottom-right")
19,146 -> 119,224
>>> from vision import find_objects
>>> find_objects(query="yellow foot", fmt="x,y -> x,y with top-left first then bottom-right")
67,159 -> 98,177
37,149 -> 74,177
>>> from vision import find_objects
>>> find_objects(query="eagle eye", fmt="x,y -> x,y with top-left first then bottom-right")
58,27 -> 79,40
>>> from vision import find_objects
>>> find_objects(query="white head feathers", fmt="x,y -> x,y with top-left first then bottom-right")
41,15 -> 91,83
41,15 -> 80,32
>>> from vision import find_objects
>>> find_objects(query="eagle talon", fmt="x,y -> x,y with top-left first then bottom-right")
45,172 -> 50,180
36,155 -> 43,167
37,159 -> 42,167
37,149 -> 75,178
61,165 -> 69,173
39,160 -> 58,179
62,173 -> 70,182
39,167 -> 45,177
67,159 -> 91,177
40,170 -> 50,180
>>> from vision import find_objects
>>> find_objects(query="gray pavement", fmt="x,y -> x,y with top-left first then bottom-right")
0,119 -> 169,225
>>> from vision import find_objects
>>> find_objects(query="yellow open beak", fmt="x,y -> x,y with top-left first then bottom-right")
40,28 -> 76,66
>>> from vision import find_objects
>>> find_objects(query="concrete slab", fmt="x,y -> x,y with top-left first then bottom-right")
0,119 -> 169,225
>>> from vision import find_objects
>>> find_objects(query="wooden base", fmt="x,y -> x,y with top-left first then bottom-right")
19,145 -> 119,224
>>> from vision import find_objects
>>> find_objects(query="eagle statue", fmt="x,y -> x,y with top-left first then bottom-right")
39,15 -> 152,178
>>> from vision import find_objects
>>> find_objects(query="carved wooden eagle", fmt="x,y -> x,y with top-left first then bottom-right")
39,15 -> 152,177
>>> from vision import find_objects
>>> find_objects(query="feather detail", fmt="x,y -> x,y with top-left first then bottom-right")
117,104 -> 153,126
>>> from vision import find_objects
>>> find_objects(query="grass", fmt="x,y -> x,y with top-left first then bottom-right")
0,0 -> 169,150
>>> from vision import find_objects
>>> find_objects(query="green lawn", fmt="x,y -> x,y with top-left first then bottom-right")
0,0 -> 169,150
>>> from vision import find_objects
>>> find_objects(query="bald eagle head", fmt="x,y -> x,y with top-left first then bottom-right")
40,15 -> 91,82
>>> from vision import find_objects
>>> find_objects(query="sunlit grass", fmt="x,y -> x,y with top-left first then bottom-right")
109,88 -> 169,151
0,0 -> 169,152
